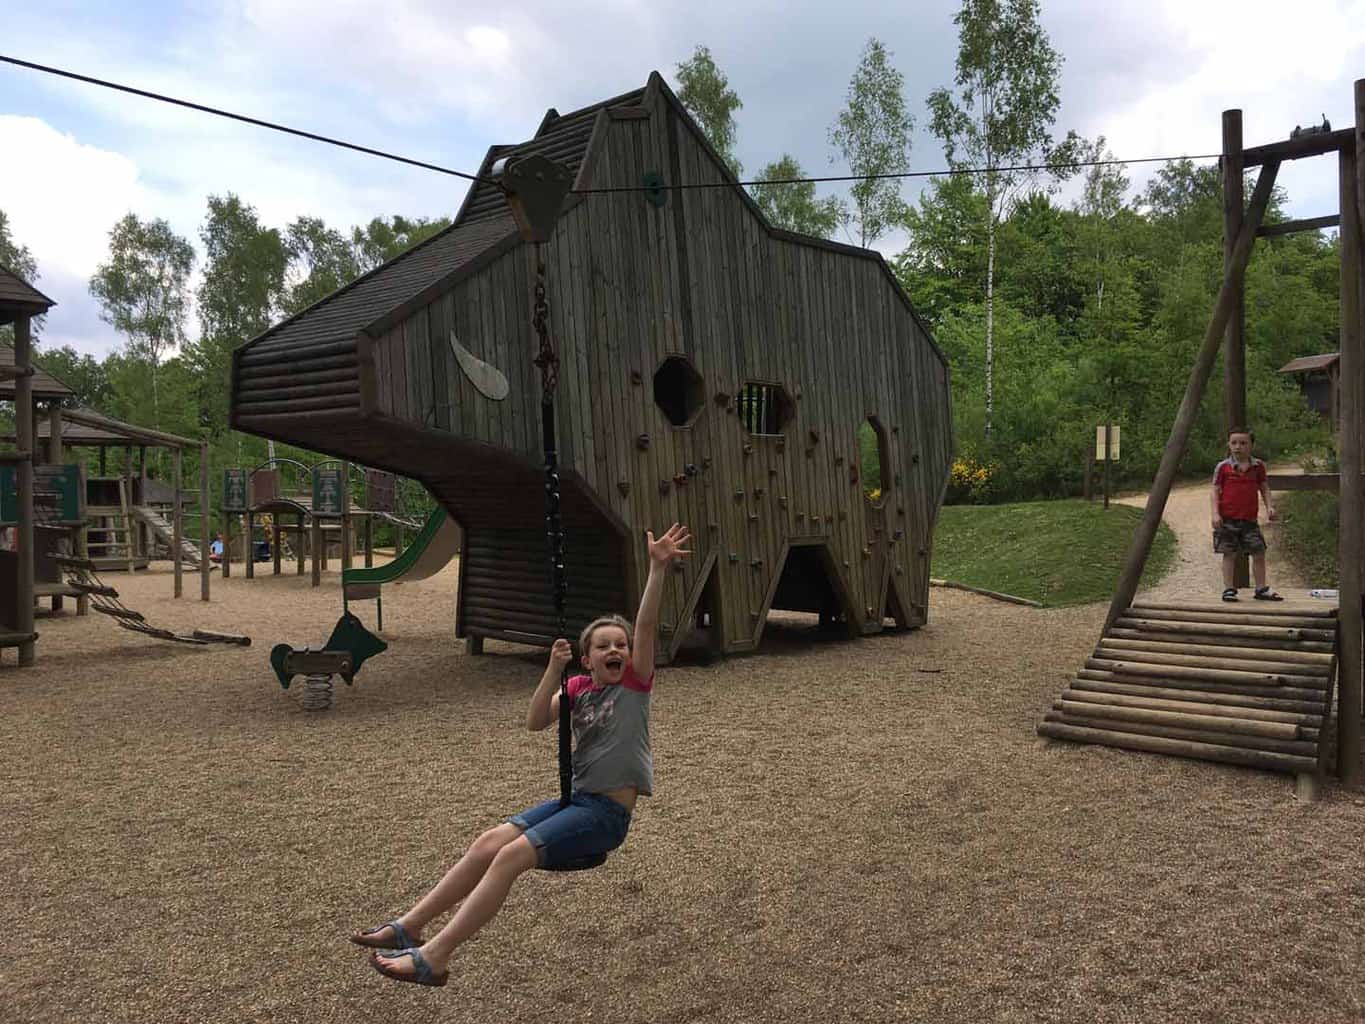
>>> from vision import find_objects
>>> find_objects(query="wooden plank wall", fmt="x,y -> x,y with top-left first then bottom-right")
363,87 -> 951,658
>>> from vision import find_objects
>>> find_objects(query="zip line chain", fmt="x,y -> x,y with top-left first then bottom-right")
3,53 -> 1222,195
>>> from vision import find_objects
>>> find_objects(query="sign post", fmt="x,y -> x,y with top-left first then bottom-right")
1096,424 -> 1121,509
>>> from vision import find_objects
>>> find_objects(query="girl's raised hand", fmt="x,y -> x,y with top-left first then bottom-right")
548,638 -> 573,670
647,523 -> 692,566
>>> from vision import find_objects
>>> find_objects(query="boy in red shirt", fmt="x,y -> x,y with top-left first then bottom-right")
1210,427 -> 1280,602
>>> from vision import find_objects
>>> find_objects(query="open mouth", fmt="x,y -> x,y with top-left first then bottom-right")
604,656 -> 624,671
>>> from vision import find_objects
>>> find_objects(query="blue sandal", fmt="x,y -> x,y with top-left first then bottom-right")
369,947 -> 448,987
350,919 -> 418,950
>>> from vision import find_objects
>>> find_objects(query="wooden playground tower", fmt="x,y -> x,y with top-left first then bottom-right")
1041,80 -> 1365,793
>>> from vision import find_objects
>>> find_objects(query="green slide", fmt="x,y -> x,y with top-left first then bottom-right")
343,507 -> 459,597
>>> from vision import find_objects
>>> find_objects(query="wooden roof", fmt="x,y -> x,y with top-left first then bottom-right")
0,343 -> 75,400
1278,353 -> 1339,374
0,265 -> 54,325
237,86 -> 646,359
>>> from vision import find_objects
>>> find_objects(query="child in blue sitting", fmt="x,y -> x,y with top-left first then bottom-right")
351,522 -> 692,987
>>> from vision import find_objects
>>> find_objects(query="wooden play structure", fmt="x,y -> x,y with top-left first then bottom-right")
1040,81 -> 1365,795
219,459 -> 448,586
231,71 -> 953,662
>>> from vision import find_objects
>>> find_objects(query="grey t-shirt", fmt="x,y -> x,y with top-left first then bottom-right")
566,663 -> 654,797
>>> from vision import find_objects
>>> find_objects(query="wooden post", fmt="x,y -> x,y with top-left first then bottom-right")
138,445 -> 147,560
172,447 -> 183,598
200,442 -> 210,601
123,447 -> 134,573
365,515 -> 374,568
14,317 -> 35,666
311,515 -> 321,587
221,504 -> 231,578
245,511 -> 255,579
1336,82 -> 1365,782
48,403 -> 63,463
297,512 -> 305,575
272,518 -> 282,575
1106,161 -> 1280,632
341,461 -> 353,570
1223,110 -> 1251,590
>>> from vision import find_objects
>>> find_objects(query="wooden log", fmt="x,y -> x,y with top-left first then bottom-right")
235,380 -> 362,403
1115,617 -> 1335,642
1122,606 -> 1331,630
238,339 -> 357,366
1106,627 -> 1336,655
1338,82 -> 1364,784
1094,645 -> 1331,677
1058,688 -> 1322,726
1070,678 -> 1328,716
1078,669 -> 1328,704
1055,699 -> 1308,739
67,581 -> 119,598
1242,127 -> 1352,167
1043,711 -> 1318,759
1084,658 -> 1329,690
1036,721 -> 1319,774
1223,109 -> 1247,431
1099,635 -> 1335,666
1105,160 -> 1279,632
1129,599 -> 1337,619
233,395 -> 361,416
1257,214 -> 1341,237
13,316 -> 34,666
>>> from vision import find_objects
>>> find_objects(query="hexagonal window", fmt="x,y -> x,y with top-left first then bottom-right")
739,381 -> 795,436
858,416 -> 890,506
654,355 -> 705,427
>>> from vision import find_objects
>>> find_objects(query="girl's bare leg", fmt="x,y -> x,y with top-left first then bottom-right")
370,823 -> 525,943
1252,552 -> 1268,589
376,835 -> 540,977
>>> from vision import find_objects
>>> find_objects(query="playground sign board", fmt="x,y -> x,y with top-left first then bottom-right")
223,469 -> 249,512
312,467 -> 347,517
1,464 -> 83,524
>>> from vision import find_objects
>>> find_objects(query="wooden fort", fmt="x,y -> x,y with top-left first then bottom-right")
230,71 -> 953,661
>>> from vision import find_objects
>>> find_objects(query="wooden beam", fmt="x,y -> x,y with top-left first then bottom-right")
173,447 -> 183,599
200,442 -> 210,601
1105,160 -> 1280,632
13,317 -> 35,666
1265,473 -> 1356,492
1242,127 -> 1352,167
1258,215 -> 1340,237
1337,80 -> 1365,783
1224,110 -> 1247,432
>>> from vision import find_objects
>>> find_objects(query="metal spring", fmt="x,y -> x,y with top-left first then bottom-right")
300,673 -> 335,712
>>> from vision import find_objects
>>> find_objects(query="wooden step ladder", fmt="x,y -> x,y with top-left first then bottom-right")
1038,600 -> 1338,793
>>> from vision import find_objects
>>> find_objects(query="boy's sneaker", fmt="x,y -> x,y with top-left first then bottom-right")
1222,587 -> 1238,602
1254,586 -> 1284,601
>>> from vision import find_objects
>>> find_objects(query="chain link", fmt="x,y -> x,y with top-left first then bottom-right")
531,248 -> 558,402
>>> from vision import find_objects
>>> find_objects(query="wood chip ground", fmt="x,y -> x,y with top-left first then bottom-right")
3,482 -> 1362,1023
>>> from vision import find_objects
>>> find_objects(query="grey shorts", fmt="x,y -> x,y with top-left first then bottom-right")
1214,518 -> 1266,555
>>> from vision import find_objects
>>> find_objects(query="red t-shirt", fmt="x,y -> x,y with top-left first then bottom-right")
1213,457 -> 1265,521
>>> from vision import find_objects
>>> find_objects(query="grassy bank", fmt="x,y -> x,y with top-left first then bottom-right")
932,498 -> 1177,607
1278,490 -> 1339,587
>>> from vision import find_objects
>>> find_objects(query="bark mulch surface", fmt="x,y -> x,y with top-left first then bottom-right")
4,532 -> 1364,1023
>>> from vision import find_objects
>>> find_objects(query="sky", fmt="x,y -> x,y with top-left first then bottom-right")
2,0 -> 1364,358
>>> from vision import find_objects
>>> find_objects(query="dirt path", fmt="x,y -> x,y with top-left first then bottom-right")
1117,469 -> 1317,603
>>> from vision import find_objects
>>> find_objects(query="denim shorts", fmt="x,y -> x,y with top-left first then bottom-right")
507,791 -> 632,869
1214,517 -> 1267,555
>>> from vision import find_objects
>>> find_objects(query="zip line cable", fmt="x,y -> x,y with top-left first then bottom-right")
3,52 -> 1224,197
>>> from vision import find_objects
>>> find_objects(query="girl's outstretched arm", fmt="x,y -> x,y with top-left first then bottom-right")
632,523 -> 692,679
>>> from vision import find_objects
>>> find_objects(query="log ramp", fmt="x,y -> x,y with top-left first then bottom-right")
1037,600 -> 1339,799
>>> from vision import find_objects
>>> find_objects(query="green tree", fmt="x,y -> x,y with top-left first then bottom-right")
88,213 -> 195,427
30,345 -> 110,409
190,194 -> 289,432
282,216 -> 361,316
0,209 -> 42,345
751,155 -> 846,238
829,37 -> 914,248
675,45 -> 744,177
927,0 -> 1077,437
896,174 -> 989,324
352,215 -> 451,271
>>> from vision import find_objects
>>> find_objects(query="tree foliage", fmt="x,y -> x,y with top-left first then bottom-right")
0,208 -> 42,345
752,155 -> 846,238
829,37 -> 914,248
675,45 -> 744,178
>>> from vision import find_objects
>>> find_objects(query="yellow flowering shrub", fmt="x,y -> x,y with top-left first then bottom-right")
946,457 -> 996,504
